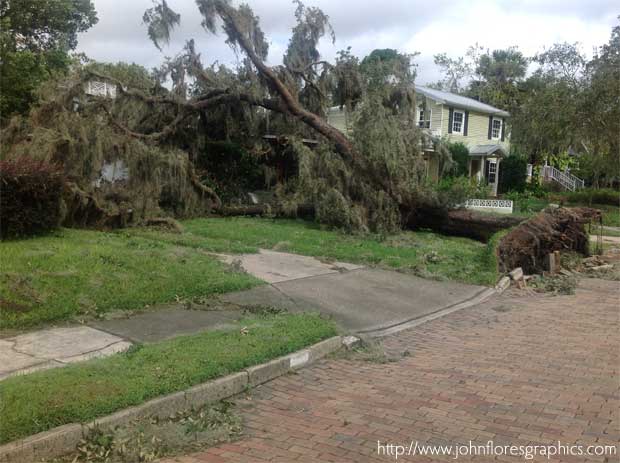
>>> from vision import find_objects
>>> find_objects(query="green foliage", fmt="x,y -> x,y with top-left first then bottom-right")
0,229 -> 261,329
447,142 -> 469,177
498,154 -> 527,193
436,176 -> 490,206
315,188 -> 364,232
558,189 -> 619,207
143,0 -> 181,51
0,49 -> 49,117
0,0 -> 97,51
0,312 -> 337,444
432,53 -> 471,93
360,48 -> 417,94
579,22 -> 620,187
504,190 -> 550,215
0,0 -> 97,119
84,61 -> 155,90
196,141 -> 264,201
0,157 -> 64,239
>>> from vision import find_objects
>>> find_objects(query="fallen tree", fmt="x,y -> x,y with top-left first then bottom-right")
497,207 -> 602,274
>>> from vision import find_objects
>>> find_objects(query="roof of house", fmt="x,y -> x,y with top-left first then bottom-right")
469,144 -> 508,157
415,86 -> 510,118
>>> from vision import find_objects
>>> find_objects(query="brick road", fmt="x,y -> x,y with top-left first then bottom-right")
162,278 -> 619,462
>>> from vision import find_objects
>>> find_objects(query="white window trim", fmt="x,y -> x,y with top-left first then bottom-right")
452,110 -> 465,135
491,117 -> 502,140
418,107 -> 432,129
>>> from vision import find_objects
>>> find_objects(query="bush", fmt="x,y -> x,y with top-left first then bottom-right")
0,157 -> 64,239
498,155 -> 527,194
556,188 -> 619,207
436,176 -> 490,206
195,141 -> 264,202
447,142 -> 469,177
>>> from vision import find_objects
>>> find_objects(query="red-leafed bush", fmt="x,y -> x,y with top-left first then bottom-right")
0,157 -> 64,239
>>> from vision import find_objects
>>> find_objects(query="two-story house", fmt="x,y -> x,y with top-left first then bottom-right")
415,86 -> 510,195
328,85 -> 510,196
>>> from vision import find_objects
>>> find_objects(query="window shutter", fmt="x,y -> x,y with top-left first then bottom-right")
501,118 -> 505,141
464,111 -> 469,136
448,108 -> 454,134
487,115 -> 493,140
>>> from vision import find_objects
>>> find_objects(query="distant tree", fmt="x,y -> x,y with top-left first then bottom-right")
579,21 -> 620,187
467,47 -> 528,110
432,53 -> 471,93
0,0 -> 98,120
360,48 -> 418,95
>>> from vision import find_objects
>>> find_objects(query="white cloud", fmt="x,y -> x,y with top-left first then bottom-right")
77,0 -> 618,83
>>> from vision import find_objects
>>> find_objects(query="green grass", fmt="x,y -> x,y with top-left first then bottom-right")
600,227 -> 620,237
597,204 -> 620,227
0,312 -> 336,444
1,218 -> 503,330
131,217 -> 500,286
0,229 -> 261,330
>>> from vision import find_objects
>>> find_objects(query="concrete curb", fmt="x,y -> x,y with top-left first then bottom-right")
0,336 -> 344,463
358,286 -> 498,338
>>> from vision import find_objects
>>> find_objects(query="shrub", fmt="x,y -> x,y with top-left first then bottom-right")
556,188 -> 619,207
0,157 -> 64,239
447,142 -> 469,177
498,154 -> 527,194
195,141 -> 264,202
436,176 -> 490,206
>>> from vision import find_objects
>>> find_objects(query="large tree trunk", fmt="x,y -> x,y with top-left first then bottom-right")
404,207 -> 524,241
218,203 -> 524,242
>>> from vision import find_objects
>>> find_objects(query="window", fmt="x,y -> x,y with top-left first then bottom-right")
418,108 -> 431,129
488,160 -> 497,184
491,118 -> 502,139
452,110 -> 464,134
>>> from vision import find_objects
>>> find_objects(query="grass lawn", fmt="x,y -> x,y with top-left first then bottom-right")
0,312 -> 337,445
600,227 -> 620,237
0,229 -> 261,330
131,217 -> 500,286
1,218 -> 501,330
598,204 -> 620,227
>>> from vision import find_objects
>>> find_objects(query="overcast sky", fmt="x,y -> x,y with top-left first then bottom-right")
76,0 -> 618,85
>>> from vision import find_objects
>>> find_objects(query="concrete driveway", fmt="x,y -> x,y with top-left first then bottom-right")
219,250 -> 494,335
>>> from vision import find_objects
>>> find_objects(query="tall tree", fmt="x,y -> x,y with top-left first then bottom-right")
0,0 -> 98,119
579,22 -> 620,186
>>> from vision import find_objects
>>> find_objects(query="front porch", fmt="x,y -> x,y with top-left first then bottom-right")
468,144 -> 508,196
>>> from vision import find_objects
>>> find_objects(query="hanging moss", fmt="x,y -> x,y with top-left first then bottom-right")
1,95 -> 215,228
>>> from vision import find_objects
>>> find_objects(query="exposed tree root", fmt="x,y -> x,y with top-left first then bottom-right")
497,207 -> 602,274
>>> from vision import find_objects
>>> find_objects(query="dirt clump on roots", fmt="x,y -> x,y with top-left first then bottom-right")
497,207 -> 602,274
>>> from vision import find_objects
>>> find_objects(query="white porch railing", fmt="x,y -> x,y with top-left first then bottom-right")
465,199 -> 513,214
542,165 -> 585,191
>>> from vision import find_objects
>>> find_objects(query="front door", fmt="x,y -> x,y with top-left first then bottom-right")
485,159 -> 499,196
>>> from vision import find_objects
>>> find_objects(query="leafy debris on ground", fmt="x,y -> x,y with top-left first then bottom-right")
51,402 -> 242,463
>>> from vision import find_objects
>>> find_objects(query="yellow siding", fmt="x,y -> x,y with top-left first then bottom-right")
441,108 -> 510,151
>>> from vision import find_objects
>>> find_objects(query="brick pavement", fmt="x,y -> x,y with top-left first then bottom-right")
161,278 -> 619,462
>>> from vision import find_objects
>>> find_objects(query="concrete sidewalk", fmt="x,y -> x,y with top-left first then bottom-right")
1,250 -> 494,380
